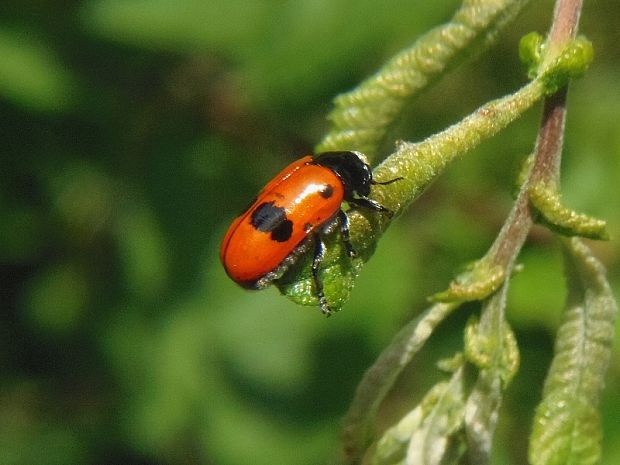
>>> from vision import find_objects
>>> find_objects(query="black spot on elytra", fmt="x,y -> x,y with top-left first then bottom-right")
251,201 -> 293,242
319,184 -> 334,199
270,219 -> 293,242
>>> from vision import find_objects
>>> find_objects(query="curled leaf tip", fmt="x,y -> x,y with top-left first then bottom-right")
519,32 -> 545,78
437,352 -> 465,372
540,36 -> 594,94
520,32 -> 593,92
464,315 -> 520,386
529,183 -> 610,240
431,261 -> 506,303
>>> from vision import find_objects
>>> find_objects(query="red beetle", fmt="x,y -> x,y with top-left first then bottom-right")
220,151 -> 399,315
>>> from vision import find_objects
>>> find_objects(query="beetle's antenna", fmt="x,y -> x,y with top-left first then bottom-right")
371,177 -> 403,185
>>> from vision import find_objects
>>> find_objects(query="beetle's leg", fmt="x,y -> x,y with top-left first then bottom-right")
337,210 -> 356,258
312,234 -> 332,316
348,197 -> 394,218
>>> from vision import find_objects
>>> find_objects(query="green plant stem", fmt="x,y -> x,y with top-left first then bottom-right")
352,77 -> 546,243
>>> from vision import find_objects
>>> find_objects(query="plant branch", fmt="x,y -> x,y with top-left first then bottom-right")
279,0 -> 592,313
544,0 -> 583,63
460,4 -> 584,461
529,0 -> 583,185
486,0 -> 583,271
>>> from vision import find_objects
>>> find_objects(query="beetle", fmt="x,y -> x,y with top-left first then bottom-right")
220,150 -> 400,315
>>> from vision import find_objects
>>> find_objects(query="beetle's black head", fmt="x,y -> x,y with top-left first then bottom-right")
312,151 -> 372,199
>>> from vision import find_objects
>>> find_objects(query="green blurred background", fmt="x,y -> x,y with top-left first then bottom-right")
1,1 -> 618,464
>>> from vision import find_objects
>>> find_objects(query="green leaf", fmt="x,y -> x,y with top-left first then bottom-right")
519,32 -> 593,93
528,238 -> 618,465
431,259 -> 506,303
339,302 -> 459,464
317,0 -> 534,159
463,281 -> 519,464
464,315 -> 519,385
529,183 -> 610,240
464,369 -> 502,465
519,32 -> 545,78
371,364 -> 467,465
539,36 -> 594,95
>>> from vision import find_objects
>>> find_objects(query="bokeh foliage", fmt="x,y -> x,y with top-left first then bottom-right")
0,1 -> 618,464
